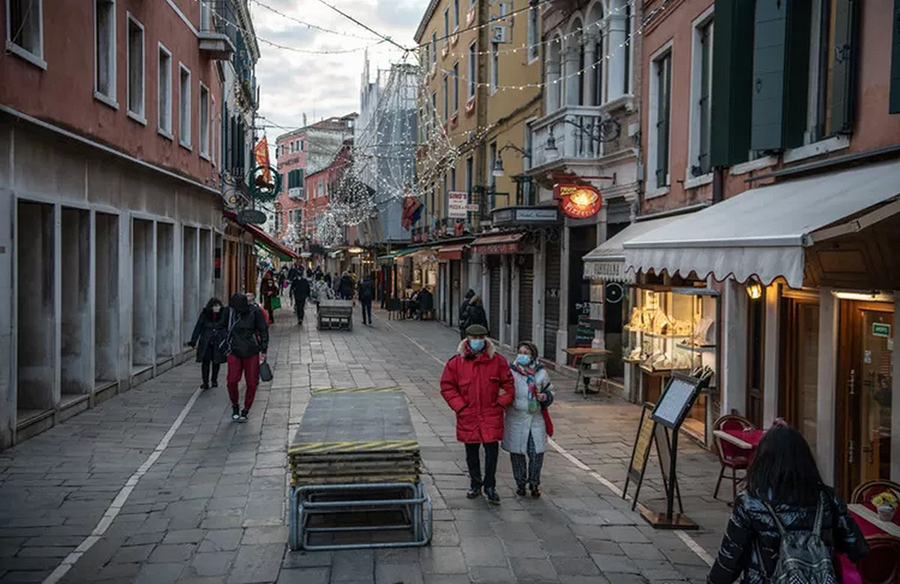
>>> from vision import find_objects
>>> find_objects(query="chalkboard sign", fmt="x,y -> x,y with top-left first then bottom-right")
651,374 -> 703,429
575,302 -> 595,348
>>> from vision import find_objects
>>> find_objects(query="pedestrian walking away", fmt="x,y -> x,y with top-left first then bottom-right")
458,289 -> 475,339
339,271 -> 354,300
503,341 -> 554,498
465,295 -> 489,335
290,273 -> 311,325
358,274 -> 375,325
188,297 -> 227,390
707,423 -> 868,584
440,324 -> 514,505
260,270 -> 279,323
223,293 -> 269,423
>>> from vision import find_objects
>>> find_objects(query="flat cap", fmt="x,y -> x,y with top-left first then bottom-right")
465,324 -> 489,337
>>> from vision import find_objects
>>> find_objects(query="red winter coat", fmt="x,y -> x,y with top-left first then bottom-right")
440,340 -> 514,444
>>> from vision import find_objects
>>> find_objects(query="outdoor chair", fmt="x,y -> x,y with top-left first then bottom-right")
712,414 -> 755,504
851,479 -> 900,506
574,353 -> 609,399
856,535 -> 900,584
386,298 -> 402,320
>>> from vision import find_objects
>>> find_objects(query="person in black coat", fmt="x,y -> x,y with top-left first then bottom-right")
339,272 -> 354,300
223,293 -> 269,423
189,298 -> 227,389
465,296 -> 489,334
290,275 -> 311,325
707,424 -> 868,584
358,276 -> 375,326
458,289 -> 476,339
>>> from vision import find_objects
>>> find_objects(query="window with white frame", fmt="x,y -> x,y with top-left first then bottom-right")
211,96 -> 217,165
488,141 -> 497,187
199,0 -> 211,32
199,84 -> 210,158
443,74 -> 449,121
431,33 -> 437,65
490,43 -> 499,92
592,33 -> 604,106
527,1 -> 540,62
453,0 -> 460,29
443,9 -> 450,46
524,122 -> 533,171
424,45 -> 430,70
6,0 -> 44,67
649,49 -> 672,189
452,62 -> 459,113
126,15 -> 145,121
95,0 -> 115,102
450,166 -> 457,191
158,45 -> 172,135
468,42 -> 476,99
465,156 -> 473,193
179,65 -> 191,148
430,91 -> 437,131
689,12 -> 714,177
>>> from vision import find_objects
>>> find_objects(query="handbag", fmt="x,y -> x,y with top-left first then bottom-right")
270,296 -> 282,310
259,360 -> 273,382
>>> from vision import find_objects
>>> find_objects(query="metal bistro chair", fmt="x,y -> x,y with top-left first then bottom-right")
850,479 -> 900,506
856,535 -> 900,584
575,353 -> 609,399
712,414 -> 755,504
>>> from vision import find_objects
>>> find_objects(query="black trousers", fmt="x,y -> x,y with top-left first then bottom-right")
360,300 -> 372,324
201,358 -> 220,385
295,297 -> 306,322
465,442 -> 499,489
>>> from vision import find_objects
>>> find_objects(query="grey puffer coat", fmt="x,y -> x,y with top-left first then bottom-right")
501,364 -> 553,454
707,488 -> 868,584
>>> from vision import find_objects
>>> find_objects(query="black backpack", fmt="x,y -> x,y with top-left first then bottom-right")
759,494 -> 837,584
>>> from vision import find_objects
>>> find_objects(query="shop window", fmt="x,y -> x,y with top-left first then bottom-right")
746,293 -> 766,428
95,0 -> 116,103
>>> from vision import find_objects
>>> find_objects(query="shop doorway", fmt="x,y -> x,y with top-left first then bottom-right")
837,301 -> 894,499
779,294 -> 820,452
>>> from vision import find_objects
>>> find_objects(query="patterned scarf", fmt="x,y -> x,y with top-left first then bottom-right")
511,362 -> 541,413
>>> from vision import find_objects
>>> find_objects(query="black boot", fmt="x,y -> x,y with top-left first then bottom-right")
484,488 -> 501,505
516,485 -> 526,497
531,485 -> 542,498
466,484 -> 482,499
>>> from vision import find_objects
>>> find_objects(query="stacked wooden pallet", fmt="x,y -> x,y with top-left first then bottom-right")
288,388 -> 422,486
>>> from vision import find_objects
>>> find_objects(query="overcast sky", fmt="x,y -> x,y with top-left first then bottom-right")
250,0 -> 429,141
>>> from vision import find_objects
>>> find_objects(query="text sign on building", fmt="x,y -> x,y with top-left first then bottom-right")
555,184 -> 603,219
584,260 -> 630,282
448,191 -> 469,219
873,323 -> 892,338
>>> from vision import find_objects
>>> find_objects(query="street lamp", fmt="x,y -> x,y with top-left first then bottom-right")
492,143 -> 531,178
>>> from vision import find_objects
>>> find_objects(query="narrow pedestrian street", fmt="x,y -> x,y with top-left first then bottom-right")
0,305 -> 731,584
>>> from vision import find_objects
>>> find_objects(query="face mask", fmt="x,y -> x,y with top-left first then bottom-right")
469,339 -> 486,352
515,354 -> 532,366
212,306 -> 222,313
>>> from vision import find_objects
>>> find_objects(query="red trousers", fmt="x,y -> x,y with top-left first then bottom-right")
226,354 -> 260,409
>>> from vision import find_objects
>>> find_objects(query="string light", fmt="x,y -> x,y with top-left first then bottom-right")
415,0 -> 554,48
249,0 -> 385,41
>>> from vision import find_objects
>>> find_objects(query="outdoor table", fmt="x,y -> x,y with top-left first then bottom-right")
848,503 -> 900,538
713,428 -> 765,451
563,347 -> 612,368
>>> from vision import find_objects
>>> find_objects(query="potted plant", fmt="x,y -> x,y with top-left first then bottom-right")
872,490 -> 899,522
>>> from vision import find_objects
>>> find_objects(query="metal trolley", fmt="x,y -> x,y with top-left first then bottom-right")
316,299 -> 353,331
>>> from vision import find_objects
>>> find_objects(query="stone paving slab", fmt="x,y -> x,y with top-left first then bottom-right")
0,303 -> 733,583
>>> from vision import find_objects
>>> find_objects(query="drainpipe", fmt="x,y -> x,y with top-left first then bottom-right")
712,166 -> 725,204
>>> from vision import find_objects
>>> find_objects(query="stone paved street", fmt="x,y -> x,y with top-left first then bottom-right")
0,304 -> 732,584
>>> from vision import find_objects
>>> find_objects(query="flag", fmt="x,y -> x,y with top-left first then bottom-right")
401,195 -> 422,230
253,137 -> 272,186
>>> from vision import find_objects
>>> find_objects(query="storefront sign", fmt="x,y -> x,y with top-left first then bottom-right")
237,209 -> 267,225
584,259 -> 629,282
873,323 -> 892,338
555,184 -> 603,219
448,191 -> 468,219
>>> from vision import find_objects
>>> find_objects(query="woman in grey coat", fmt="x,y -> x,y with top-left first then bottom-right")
502,341 -> 554,497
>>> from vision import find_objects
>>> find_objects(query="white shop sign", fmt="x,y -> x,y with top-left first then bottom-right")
448,191 -> 468,219
584,259 -> 632,282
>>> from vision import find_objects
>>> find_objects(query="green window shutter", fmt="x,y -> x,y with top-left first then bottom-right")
711,0 -> 754,166
298,169 -> 304,194
892,0 -> 900,113
751,0 -> 789,151
830,0 -> 859,130
783,0 -> 811,148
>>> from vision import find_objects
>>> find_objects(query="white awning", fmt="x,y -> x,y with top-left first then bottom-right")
583,215 -> 687,282
623,159 -> 900,288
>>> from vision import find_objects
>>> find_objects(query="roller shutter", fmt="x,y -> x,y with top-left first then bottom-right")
544,239 -> 561,361
489,259 -> 501,339
517,255 -> 534,345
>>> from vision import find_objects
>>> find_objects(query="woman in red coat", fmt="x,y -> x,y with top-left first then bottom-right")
440,324 -> 514,504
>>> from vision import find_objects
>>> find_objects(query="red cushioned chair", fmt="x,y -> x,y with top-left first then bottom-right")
851,480 -> 900,506
856,535 -> 900,584
712,414 -> 755,504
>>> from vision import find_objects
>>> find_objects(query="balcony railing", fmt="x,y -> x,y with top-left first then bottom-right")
529,106 -> 608,169
199,1 -> 236,60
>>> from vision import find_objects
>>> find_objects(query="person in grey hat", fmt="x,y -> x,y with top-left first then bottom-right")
440,324 -> 514,504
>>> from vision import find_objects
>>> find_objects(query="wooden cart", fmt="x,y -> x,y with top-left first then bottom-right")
317,299 -> 354,331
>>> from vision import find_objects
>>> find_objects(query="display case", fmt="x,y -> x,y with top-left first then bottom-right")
624,287 -> 719,443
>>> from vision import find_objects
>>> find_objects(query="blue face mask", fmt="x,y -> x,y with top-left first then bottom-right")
469,339 -> 486,352
515,354 -> 532,366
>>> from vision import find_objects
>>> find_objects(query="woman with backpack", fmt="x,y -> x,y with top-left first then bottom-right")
707,423 -> 868,584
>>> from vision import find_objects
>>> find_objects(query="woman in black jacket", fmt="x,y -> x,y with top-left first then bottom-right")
708,424 -> 868,584
223,293 -> 269,423
189,298 -> 227,389
465,296 -> 489,334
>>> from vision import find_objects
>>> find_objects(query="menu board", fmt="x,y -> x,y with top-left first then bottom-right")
651,374 -> 702,429
575,302 -> 596,348
628,404 -> 656,484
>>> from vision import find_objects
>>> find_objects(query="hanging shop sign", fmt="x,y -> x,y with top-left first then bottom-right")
491,206 -> 560,228
448,192 -> 469,219
237,209 -> 267,225
555,184 -> 603,219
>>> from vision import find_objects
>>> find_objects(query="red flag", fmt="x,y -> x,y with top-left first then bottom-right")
253,137 -> 272,186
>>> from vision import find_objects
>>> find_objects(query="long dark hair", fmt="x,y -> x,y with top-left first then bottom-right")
746,424 -> 823,506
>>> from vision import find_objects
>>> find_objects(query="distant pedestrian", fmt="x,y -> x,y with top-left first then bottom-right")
246,292 -> 269,326
323,271 -> 331,288
290,273 -> 311,325
223,293 -> 269,423
188,297 -> 227,390
358,275 -> 375,325
466,296 -> 489,333
707,423 -> 868,584
440,324 -> 514,505
503,342 -> 553,498
339,272 -> 354,300
260,271 -> 279,323
458,289 -> 475,339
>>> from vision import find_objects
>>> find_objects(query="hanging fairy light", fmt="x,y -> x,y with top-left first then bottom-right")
316,211 -> 344,247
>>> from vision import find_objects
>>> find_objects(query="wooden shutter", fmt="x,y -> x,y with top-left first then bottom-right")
751,0 -> 789,151
711,0 -> 755,166
830,0 -> 859,131
892,0 -> 900,114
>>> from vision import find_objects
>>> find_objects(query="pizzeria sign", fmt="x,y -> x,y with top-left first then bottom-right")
555,183 -> 603,219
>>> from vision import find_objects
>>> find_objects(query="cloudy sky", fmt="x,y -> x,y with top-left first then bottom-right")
250,0 -> 430,139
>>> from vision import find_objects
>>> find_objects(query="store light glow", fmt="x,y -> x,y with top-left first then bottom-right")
746,281 -> 763,300
347,247 -> 364,254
